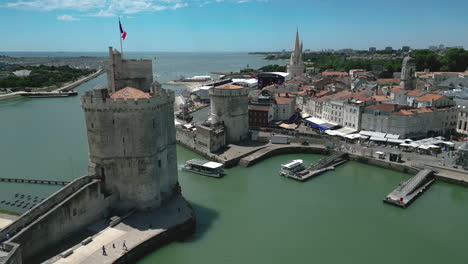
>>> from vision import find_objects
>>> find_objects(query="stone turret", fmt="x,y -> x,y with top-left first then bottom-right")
81,47 -> 178,211
105,47 -> 154,93
209,84 -> 249,143
401,55 -> 417,90
287,29 -> 305,79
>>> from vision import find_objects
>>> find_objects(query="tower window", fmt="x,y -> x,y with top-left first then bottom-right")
91,123 -> 94,128
158,160 -> 161,167
122,137 -> 125,143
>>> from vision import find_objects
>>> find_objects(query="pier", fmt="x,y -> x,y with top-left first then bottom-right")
384,169 -> 435,208
282,151 -> 349,182
0,177 -> 69,186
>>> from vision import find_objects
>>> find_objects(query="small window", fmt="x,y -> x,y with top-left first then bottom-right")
158,160 -> 161,167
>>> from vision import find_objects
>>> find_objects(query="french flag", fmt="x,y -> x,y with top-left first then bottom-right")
119,19 -> 127,40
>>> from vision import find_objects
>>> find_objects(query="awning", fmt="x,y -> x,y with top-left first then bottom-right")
360,131 -> 387,138
345,133 -> 361,140
279,123 -> 297,130
300,112 -> 311,119
387,139 -> 405,144
385,134 -> 400,139
330,127 -> 357,137
400,143 -> 412,147
370,136 -> 387,142
418,145 -> 431,150
288,114 -> 299,123
304,117 -> 326,125
375,151 -> 385,155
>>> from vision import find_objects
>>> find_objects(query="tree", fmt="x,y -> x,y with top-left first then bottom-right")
442,48 -> 468,72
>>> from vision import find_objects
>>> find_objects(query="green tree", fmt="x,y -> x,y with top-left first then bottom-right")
442,48 -> 468,72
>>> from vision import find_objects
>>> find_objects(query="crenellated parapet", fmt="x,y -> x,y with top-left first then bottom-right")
81,90 -> 174,113
209,86 -> 249,97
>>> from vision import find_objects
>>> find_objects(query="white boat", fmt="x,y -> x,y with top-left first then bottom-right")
183,159 -> 225,178
279,159 -> 312,179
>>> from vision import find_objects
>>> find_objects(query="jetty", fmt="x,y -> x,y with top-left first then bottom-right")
0,177 -> 69,186
282,151 -> 348,182
383,169 -> 435,208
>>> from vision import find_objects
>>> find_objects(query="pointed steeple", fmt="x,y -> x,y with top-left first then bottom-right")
287,28 -> 305,79
294,28 -> 300,55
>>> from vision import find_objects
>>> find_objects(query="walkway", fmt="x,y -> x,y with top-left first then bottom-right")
47,195 -> 193,264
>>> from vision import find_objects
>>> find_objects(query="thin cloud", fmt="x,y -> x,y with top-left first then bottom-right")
2,0 -> 267,17
57,14 -> 79,21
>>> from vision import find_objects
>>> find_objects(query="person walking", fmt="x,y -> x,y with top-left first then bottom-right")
102,245 -> 107,256
123,240 -> 128,251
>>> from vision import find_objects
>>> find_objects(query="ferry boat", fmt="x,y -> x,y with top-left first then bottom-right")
21,90 -> 78,98
279,159 -> 312,179
183,159 -> 225,178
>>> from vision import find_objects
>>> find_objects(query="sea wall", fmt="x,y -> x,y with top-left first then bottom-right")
239,146 -> 330,168
348,154 -> 419,174
0,175 -> 93,244
113,208 -> 195,264
10,180 -> 112,263
176,127 -> 219,160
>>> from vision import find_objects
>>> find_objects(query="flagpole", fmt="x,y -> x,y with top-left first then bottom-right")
119,17 -> 123,56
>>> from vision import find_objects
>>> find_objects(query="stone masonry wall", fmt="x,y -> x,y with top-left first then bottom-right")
11,181 -> 112,263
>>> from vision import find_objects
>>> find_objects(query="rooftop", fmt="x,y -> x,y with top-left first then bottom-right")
367,104 -> 405,111
215,84 -> 244,90
249,105 -> 271,111
110,87 -> 151,101
415,94 -> 443,102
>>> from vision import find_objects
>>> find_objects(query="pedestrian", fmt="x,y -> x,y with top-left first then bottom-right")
102,245 -> 107,256
123,240 -> 127,251
113,243 -> 115,249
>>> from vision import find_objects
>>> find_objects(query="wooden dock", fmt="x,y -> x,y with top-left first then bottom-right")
383,169 -> 435,208
0,177 -> 69,186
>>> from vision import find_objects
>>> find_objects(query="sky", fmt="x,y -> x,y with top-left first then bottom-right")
0,0 -> 468,52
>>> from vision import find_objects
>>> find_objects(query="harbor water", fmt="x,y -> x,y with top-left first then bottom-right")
0,53 -> 467,263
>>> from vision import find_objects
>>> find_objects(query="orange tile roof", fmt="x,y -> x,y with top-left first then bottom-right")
372,95 -> 392,102
389,87 -> 406,94
110,87 -> 151,101
322,72 -> 349,77
376,78 -> 400,84
216,84 -> 244,90
393,108 -> 434,115
415,94 -> 443,102
275,95 -> 294,105
367,104 -> 404,111
406,90 -> 427,97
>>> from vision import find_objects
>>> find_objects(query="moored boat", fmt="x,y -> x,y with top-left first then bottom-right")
279,159 -> 312,179
21,90 -> 78,98
183,159 -> 225,178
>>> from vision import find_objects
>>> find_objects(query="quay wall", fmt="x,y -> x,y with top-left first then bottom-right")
240,146 -> 330,168
10,180 -> 112,263
435,174 -> 468,187
113,206 -> 195,264
0,175 -> 93,244
348,154 -> 419,175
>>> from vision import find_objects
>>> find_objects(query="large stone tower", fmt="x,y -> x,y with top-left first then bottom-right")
400,55 -> 417,90
81,48 -> 178,211
287,29 -> 305,79
209,84 -> 249,143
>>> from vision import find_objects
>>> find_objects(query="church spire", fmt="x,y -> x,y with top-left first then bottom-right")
287,28 -> 305,79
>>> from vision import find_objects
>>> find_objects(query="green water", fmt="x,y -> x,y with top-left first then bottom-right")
139,146 -> 468,264
0,53 -> 468,263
